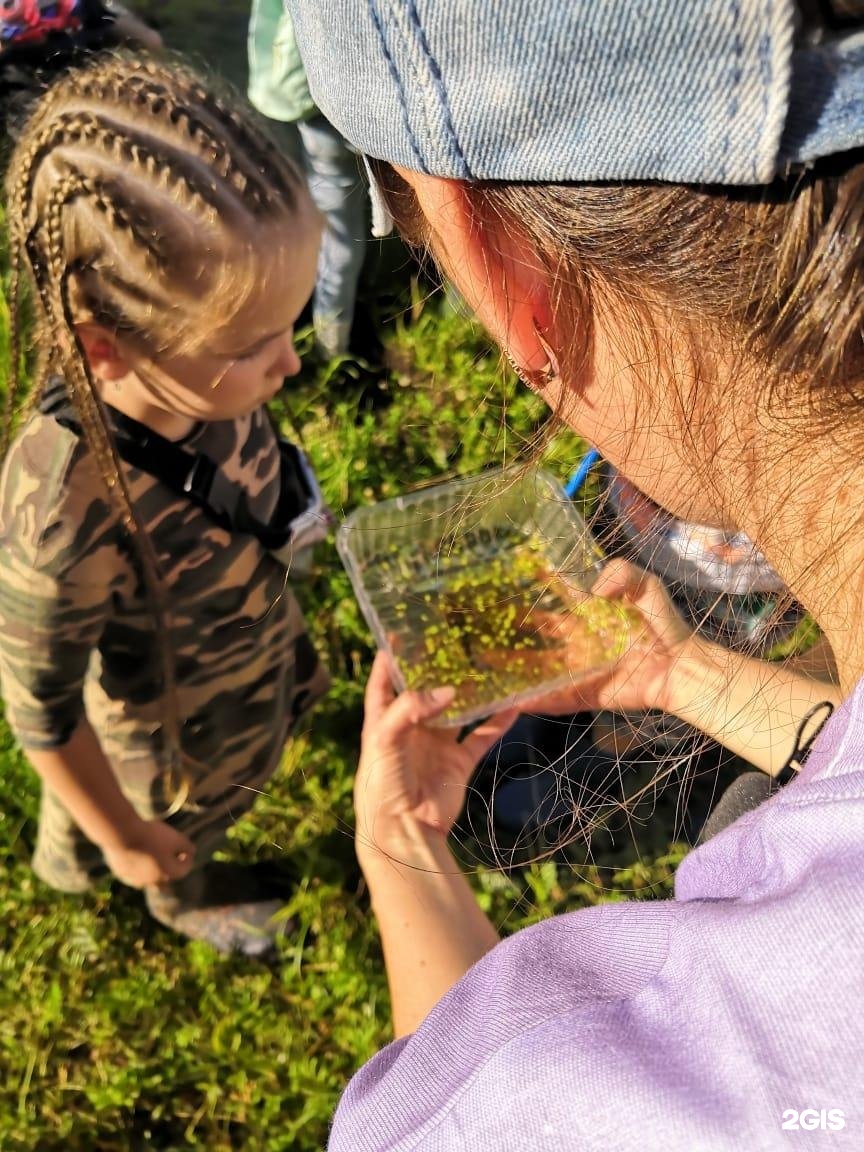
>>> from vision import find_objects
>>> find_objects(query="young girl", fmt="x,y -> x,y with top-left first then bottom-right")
0,53 -> 330,955
287,0 -> 864,1146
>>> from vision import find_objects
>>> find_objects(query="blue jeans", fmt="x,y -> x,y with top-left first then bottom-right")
269,114 -> 368,357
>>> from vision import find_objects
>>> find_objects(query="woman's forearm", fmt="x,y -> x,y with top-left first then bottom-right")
666,636 -> 841,776
25,722 -> 146,850
358,817 -> 500,1038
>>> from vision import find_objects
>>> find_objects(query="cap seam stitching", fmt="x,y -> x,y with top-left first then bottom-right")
370,0 -> 429,172
724,0 -> 743,183
758,3 -> 771,181
405,1 -> 472,178
761,0 -> 795,178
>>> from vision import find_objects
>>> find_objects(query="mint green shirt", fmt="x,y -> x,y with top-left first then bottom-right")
247,0 -> 317,123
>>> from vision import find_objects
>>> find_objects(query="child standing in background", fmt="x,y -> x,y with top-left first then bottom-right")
0,1 -> 162,142
0,54 -> 330,955
247,0 -> 367,359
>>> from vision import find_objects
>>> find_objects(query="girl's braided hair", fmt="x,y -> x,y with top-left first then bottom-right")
4,52 -> 308,807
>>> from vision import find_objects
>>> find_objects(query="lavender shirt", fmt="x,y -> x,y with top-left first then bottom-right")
331,681 -> 864,1150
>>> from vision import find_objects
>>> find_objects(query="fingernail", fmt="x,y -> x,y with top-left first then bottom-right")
175,851 -> 189,863
427,686 -> 456,705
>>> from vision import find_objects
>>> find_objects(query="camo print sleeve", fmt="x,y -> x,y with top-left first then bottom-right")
0,415 -> 128,749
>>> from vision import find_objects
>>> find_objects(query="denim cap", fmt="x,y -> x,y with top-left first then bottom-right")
286,0 -> 864,191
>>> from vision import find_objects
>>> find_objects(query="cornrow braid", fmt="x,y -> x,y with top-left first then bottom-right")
125,75 -> 282,212
36,53 -> 298,215
12,108 -> 241,254
4,52 -> 311,809
25,169 -> 189,804
87,72 -> 273,212
85,54 -> 299,205
181,76 -> 299,206
43,151 -> 171,262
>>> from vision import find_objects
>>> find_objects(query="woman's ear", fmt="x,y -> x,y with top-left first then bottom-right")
396,168 -> 554,379
75,323 -> 132,382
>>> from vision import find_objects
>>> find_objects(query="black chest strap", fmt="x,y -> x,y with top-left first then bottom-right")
51,397 -> 312,549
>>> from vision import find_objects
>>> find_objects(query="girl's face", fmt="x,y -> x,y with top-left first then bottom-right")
126,220 -> 321,425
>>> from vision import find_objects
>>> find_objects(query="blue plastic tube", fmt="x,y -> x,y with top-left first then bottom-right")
564,447 -> 600,498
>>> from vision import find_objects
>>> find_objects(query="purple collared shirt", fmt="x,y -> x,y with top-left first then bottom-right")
331,680 -> 864,1150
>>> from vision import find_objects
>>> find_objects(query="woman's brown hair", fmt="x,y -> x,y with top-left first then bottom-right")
372,154 -> 864,431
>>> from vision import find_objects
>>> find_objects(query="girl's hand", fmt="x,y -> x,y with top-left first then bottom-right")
103,820 -> 196,889
355,653 -> 517,861
523,558 -> 695,717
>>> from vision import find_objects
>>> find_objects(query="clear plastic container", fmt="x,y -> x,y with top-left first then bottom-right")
337,466 -> 638,727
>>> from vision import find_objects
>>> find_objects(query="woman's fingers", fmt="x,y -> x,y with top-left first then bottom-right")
363,651 -> 399,727
363,652 -> 457,742
591,558 -> 670,615
518,666 -> 612,715
460,708 -> 519,762
633,571 -> 679,619
589,557 -> 640,599
376,685 -> 456,742
590,560 -> 687,642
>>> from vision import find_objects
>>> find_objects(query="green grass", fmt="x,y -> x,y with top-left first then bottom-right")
0,16 -> 696,1148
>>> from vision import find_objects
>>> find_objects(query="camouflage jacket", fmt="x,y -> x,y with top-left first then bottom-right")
0,381 -> 329,788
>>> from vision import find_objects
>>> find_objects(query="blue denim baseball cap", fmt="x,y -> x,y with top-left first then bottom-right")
285,1 -> 864,188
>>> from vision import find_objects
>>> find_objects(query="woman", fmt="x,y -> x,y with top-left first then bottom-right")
289,2 -> 864,1147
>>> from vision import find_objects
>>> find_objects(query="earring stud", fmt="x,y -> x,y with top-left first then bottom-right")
532,320 -> 561,389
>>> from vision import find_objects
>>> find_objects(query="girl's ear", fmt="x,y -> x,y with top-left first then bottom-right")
75,323 -> 133,382
396,168 -> 554,378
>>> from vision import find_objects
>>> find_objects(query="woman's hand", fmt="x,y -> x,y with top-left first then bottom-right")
102,820 -> 196,889
355,653 -> 517,861
524,558 -> 695,717
354,654 -> 513,1036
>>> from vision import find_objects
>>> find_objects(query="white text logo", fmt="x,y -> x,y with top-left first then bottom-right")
781,1109 -> 846,1131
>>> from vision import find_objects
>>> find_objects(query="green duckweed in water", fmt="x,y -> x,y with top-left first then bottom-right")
369,539 -> 639,723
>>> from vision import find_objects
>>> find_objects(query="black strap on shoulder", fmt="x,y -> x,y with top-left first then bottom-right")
111,410 -> 313,548
44,387 -> 309,547
110,409 -> 238,535
259,439 -> 316,550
